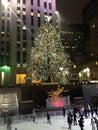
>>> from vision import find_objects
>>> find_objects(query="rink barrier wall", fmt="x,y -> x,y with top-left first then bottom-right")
0,107 -> 75,125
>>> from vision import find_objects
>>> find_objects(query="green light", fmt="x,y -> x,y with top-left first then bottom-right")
0,65 -> 10,72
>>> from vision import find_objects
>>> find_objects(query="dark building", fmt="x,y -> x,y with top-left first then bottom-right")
82,0 -> 98,59
60,22 -> 87,64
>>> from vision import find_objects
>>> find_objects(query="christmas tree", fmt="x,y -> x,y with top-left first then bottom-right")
26,19 -> 73,84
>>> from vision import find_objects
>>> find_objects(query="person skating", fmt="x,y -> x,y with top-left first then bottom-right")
6,116 -> 12,130
47,112 -> 51,124
91,118 -> 95,130
32,109 -> 36,122
67,112 -> 73,129
93,117 -> 98,130
78,116 -> 84,130
73,111 -> 77,125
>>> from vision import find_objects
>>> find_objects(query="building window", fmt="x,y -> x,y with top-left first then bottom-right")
16,74 -> 26,84
2,20 -> 5,32
31,35 -> 34,41
31,28 -> 34,34
31,9 -> 34,16
17,14 -> 20,18
37,0 -> 40,6
7,21 -> 10,33
31,16 -> 34,26
23,52 -> 26,63
1,55 -> 4,66
2,12 -> 5,17
17,26 -> 20,32
50,19 -> 52,24
31,0 -> 33,5
17,7 -> 20,10
23,8 -> 26,11
17,51 -> 20,63
17,19 -> 21,25
23,15 -> 26,21
6,41 -> 10,52
7,13 -> 10,17
17,34 -> 20,41
44,12 -> 47,15
49,13 -> 52,16
23,42 -> 26,48
17,0 -> 20,3
17,26 -> 21,41
44,2 -> 47,8
23,0 -> 26,4
38,17 -> 40,27
49,3 -> 52,9
23,30 -> 26,40
17,43 -> 21,48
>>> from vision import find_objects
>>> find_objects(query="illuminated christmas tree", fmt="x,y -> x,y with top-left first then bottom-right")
26,19 -> 73,84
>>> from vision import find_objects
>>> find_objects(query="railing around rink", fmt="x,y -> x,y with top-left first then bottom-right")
0,105 -> 82,125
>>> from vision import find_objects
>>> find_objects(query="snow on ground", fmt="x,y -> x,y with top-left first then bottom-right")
0,115 -> 96,130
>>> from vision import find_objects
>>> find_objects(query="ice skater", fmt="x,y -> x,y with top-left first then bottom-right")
78,116 -> 84,130
47,112 -> 51,124
32,109 -> 36,123
91,118 -> 95,130
6,116 -> 12,130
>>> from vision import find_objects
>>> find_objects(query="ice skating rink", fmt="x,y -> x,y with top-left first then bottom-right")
0,115 -> 95,130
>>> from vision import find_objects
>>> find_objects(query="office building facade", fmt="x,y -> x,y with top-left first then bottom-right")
0,0 -> 57,86
82,0 -> 98,58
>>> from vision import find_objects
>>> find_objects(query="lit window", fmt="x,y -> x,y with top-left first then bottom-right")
31,12 -> 34,16
23,48 -> 26,51
17,10 -> 20,14
37,13 -> 40,17
23,26 -> 26,30
16,74 -> 26,84
92,24 -> 95,28
23,11 -> 26,15
1,32 -> 5,34
16,64 -> 20,68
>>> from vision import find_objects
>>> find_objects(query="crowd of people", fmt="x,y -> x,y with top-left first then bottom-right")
1,104 -> 98,130
66,104 -> 98,130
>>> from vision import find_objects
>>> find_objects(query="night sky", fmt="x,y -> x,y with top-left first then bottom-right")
56,0 -> 91,24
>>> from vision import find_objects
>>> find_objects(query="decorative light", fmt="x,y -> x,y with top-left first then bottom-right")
59,67 -> 63,71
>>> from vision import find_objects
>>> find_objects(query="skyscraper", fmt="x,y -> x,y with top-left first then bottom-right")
0,0 -> 57,86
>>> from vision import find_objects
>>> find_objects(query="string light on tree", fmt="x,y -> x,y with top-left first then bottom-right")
26,20 -> 73,84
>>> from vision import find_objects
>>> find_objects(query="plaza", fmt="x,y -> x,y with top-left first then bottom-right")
0,115 -> 96,130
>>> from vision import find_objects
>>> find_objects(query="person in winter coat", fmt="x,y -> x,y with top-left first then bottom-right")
32,109 -> 36,122
6,116 -> 12,130
73,111 -> 77,125
67,112 -> 73,130
93,117 -> 98,130
91,118 -> 95,130
78,117 -> 84,130
68,117 -> 73,130
47,112 -> 51,124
